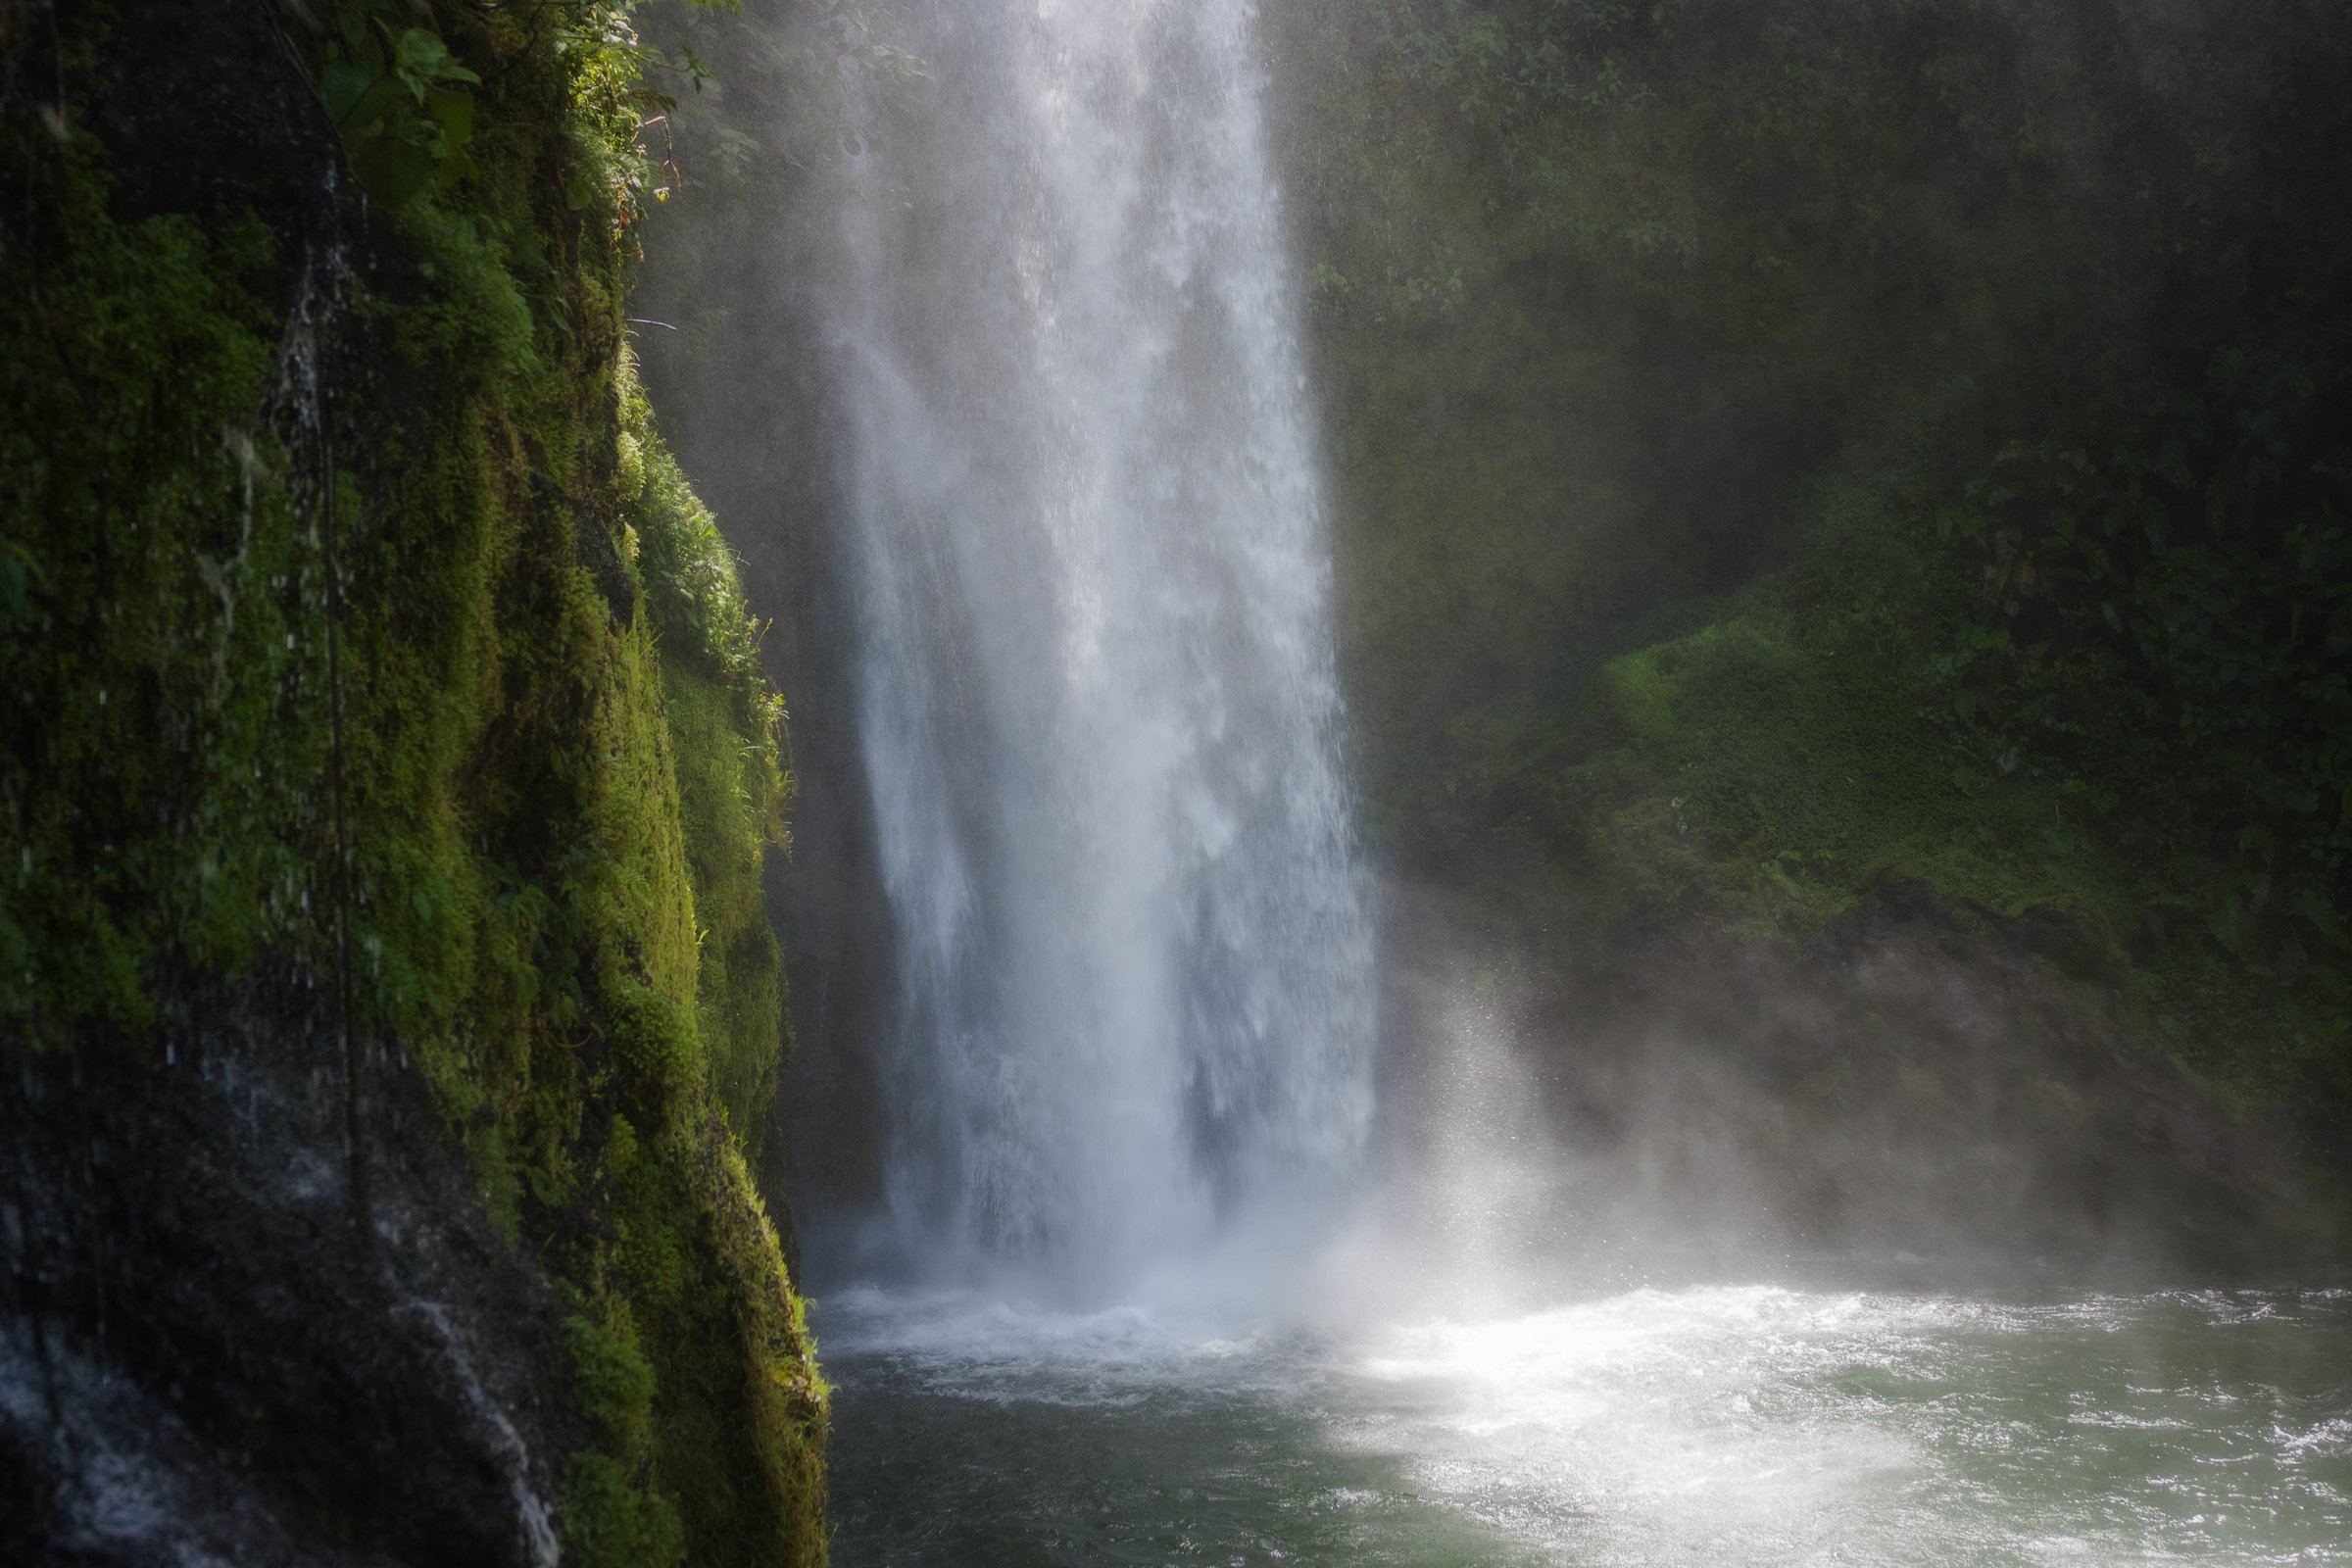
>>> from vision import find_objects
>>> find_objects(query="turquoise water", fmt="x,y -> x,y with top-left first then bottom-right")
819,1282 -> 2352,1566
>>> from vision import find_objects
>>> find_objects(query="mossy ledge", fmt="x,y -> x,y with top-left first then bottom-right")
1,4 -> 822,1563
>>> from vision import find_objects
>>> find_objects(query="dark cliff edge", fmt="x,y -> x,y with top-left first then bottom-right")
1,4 -> 823,1563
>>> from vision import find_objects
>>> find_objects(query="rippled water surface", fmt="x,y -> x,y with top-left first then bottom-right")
820,1283 -> 2352,1566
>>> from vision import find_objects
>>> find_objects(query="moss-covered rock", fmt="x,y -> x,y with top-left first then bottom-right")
0,3 -> 823,1561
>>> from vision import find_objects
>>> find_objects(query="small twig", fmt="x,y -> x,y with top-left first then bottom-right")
626,317 -> 678,332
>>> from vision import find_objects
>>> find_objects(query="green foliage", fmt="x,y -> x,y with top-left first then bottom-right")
604,970 -> 702,1121
564,1450 -> 687,1568
1273,0 -> 2352,1126
662,662 -> 790,1145
632,411 -> 785,715
0,145 -> 318,1040
567,1310 -> 661,1453
1450,461 -> 2349,1106
322,3 -> 483,209
1936,395 -> 2352,953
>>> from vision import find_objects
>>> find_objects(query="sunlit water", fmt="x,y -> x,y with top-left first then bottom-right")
818,1282 -> 2352,1566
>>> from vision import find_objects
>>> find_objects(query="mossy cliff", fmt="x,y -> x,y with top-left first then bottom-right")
1,3 -> 822,1562
1270,0 -> 2351,1263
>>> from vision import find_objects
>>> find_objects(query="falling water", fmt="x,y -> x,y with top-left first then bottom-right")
828,0 -> 1374,1291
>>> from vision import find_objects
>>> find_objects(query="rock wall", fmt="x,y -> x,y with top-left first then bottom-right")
1,4 -> 823,1562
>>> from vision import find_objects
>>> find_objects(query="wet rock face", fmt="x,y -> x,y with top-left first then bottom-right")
2,975 -> 582,1567
0,7 -> 575,1562
7,0 -> 828,1551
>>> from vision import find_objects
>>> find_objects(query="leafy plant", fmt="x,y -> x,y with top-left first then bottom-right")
1936,373 -> 2352,963
321,2 -> 480,210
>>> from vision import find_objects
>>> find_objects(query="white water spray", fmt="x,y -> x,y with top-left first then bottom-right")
829,0 -> 1374,1292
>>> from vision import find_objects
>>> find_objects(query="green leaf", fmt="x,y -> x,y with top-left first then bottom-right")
422,87 -> 474,153
331,69 -> 409,134
321,62 -> 375,124
428,144 -> 478,197
395,27 -> 479,88
348,128 -> 441,211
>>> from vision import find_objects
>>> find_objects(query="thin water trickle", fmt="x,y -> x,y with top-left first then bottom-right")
827,0 -> 1373,1293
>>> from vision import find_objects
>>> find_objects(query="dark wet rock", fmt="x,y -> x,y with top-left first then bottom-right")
2,973 -> 581,1567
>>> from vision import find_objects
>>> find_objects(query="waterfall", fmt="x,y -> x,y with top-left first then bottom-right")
826,0 -> 1374,1292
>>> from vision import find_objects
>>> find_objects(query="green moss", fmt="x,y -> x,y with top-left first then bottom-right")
1580,615 -> 2089,919
3,5 -> 824,1560
617,367 -> 795,1154
662,662 -> 789,1145
0,158 -> 318,1042
567,1310 -> 660,1454
1481,469 -> 2346,1109
603,970 -> 702,1122
563,1450 -> 687,1568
